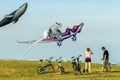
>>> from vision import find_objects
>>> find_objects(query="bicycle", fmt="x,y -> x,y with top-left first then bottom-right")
71,55 -> 82,75
37,57 -> 55,74
56,57 -> 65,73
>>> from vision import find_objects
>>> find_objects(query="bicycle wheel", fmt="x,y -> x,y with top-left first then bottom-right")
37,66 -> 48,74
78,64 -> 82,75
73,66 -> 78,75
59,66 -> 65,73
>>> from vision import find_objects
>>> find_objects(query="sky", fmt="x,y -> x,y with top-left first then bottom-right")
0,0 -> 120,64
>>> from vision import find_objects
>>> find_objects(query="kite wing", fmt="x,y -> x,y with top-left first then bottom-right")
17,40 -> 37,44
5,15 -> 14,18
17,36 -> 57,44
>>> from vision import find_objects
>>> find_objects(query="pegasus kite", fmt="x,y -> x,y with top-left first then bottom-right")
17,22 -> 84,59
18,22 -> 84,46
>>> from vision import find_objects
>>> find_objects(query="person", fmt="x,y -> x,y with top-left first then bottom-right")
84,48 -> 93,73
101,46 -> 110,72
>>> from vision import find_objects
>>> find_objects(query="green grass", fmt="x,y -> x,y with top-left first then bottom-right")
0,60 -> 120,80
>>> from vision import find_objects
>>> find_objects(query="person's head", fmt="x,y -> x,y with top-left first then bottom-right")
101,46 -> 106,51
86,48 -> 90,51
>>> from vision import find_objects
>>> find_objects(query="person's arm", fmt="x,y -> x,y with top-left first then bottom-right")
103,55 -> 106,61
84,51 -> 86,54
91,51 -> 93,54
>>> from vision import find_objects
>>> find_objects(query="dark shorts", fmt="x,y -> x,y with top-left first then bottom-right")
72,62 -> 76,64
85,58 -> 91,62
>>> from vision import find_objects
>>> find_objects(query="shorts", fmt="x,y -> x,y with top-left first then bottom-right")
102,59 -> 109,71
85,58 -> 91,62
72,62 -> 76,64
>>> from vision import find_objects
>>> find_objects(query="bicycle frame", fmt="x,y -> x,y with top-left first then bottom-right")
37,57 -> 55,74
71,55 -> 82,75
56,57 -> 65,73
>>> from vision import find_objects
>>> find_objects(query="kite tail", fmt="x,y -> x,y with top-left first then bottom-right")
18,37 -> 43,60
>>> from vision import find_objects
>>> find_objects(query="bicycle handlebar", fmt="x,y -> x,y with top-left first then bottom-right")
39,59 -> 43,62
71,55 -> 82,59
50,56 -> 53,59
56,57 -> 62,61
39,57 -> 54,62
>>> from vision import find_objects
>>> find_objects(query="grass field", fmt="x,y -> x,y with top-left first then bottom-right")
0,60 -> 120,80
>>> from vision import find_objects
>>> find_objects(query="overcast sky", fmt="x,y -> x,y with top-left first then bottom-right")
0,0 -> 119,63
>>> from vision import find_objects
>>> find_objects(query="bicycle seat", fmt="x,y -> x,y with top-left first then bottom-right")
40,59 -> 43,62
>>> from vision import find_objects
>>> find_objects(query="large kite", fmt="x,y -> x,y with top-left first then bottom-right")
0,3 -> 28,27
18,22 -> 84,59
18,22 -> 84,46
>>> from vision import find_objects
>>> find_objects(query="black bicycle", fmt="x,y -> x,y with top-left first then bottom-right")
37,57 -> 55,74
56,57 -> 65,73
71,55 -> 82,75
